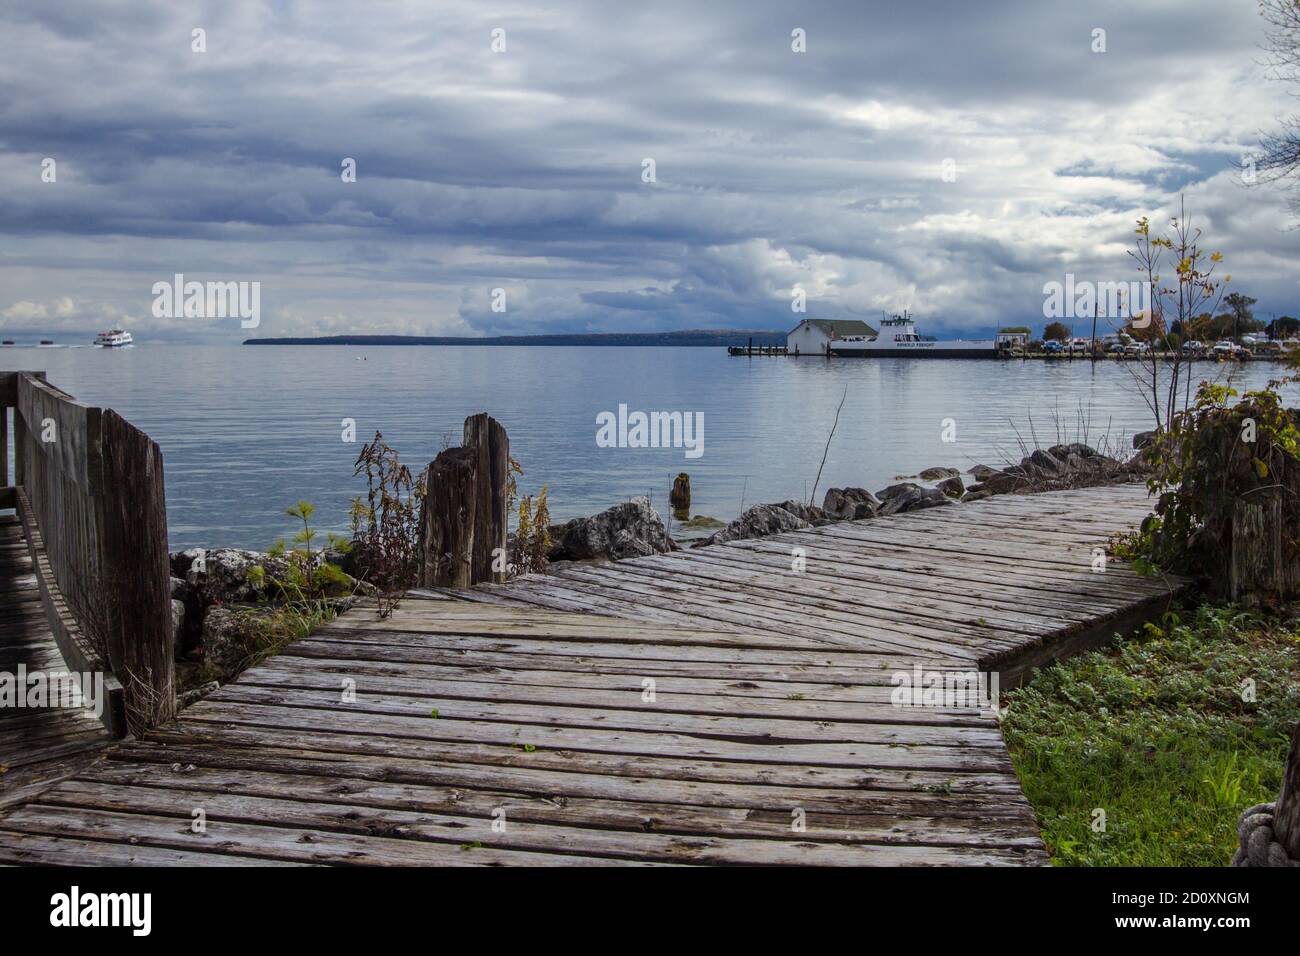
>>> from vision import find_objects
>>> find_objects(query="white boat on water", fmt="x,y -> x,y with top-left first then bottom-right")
829,312 -> 999,358
94,329 -> 134,348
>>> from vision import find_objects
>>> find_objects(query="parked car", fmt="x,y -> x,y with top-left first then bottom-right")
1068,338 -> 1090,353
1106,341 -> 1127,354
1124,342 -> 1148,355
1042,340 -> 1065,354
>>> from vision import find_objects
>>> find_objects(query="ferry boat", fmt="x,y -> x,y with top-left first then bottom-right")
830,312 -> 999,358
94,329 -> 133,348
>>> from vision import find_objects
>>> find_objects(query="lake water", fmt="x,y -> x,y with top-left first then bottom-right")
2,344 -> 1291,550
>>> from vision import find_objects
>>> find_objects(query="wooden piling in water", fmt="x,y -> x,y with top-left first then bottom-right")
416,413 -> 509,588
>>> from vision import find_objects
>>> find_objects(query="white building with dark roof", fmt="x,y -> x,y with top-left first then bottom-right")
787,318 -> 878,356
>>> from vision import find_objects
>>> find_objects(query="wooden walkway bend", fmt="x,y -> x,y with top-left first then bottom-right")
0,482 -> 1183,866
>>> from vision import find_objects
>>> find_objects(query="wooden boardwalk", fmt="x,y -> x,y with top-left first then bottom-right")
0,483 -> 1182,865
0,514 -> 112,810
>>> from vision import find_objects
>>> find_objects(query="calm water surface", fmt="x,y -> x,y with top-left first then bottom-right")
3,345 -> 1291,550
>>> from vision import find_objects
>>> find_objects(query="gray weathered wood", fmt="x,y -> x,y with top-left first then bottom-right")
6,373 -> 172,734
416,414 -> 508,588
0,484 -> 1177,866
97,410 -> 174,729
1230,492 -> 1282,605
1275,720 -> 1300,860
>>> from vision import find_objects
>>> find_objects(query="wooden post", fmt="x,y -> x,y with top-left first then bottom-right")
1232,489 -> 1294,608
97,410 -> 175,729
417,414 -> 509,589
1,405 -> 9,487
670,473 -> 690,516
12,399 -> 28,489
1275,721 -> 1300,860
1229,490 -> 1285,605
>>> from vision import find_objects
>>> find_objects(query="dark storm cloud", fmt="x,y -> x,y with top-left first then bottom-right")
1,0 -> 1298,341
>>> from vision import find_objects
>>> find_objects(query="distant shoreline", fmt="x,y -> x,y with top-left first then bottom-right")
243,330 -> 787,347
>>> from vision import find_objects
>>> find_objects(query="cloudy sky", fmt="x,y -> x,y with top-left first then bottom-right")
2,0 -> 1299,342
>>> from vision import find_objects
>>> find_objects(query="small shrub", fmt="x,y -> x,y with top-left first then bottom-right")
1125,380 -> 1300,583
264,499 -> 354,634
512,485 -> 551,576
350,432 -> 425,617
505,456 -> 549,577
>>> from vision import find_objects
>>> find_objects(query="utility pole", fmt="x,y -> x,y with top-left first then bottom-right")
1091,301 -> 1098,362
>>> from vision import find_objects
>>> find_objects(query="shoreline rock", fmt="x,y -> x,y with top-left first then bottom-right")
547,497 -> 678,562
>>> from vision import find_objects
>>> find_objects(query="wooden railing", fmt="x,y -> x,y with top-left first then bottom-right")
1,371 -> 174,735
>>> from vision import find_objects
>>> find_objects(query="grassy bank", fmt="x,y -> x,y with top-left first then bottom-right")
1002,603 -> 1300,866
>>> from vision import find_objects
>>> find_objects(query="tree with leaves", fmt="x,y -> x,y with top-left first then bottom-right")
1256,1 -> 1300,211
1268,315 -> 1300,339
1043,321 -> 1070,342
1218,292 -> 1259,341
1124,199 -> 1229,431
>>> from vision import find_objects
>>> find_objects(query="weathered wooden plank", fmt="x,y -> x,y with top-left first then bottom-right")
15,372 -> 95,491
292,629 -> 948,671
72,763 -> 1040,845
244,658 -> 995,719
179,700 -> 1014,771
0,804 -> 674,866
109,732 -> 1030,799
97,409 -> 174,730
0,831 -> 306,867
279,639 -> 954,687
35,781 -> 1044,863
211,682 -> 1006,747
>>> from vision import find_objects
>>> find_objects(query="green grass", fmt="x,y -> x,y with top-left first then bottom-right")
1002,603 -> 1300,866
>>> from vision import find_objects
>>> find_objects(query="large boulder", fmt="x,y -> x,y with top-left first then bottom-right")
200,605 -> 269,682
937,475 -> 965,499
700,502 -> 812,546
1048,443 -> 1098,460
1022,449 -> 1067,480
172,547 -> 362,604
822,487 -> 880,521
918,466 -> 960,480
1133,430 -> 1157,450
876,482 -> 953,515
174,548 -> 286,604
773,499 -> 831,524
983,470 -> 1032,494
548,497 -> 678,562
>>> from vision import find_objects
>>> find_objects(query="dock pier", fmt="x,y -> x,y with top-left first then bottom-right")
0,375 -> 1185,865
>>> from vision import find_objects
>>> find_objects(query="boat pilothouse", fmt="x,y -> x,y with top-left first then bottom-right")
94,329 -> 133,348
830,312 -> 999,358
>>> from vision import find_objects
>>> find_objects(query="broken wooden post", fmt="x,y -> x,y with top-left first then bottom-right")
1275,720 -> 1300,861
416,413 -> 509,588
1229,491 -> 1282,606
670,472 -> 690,518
